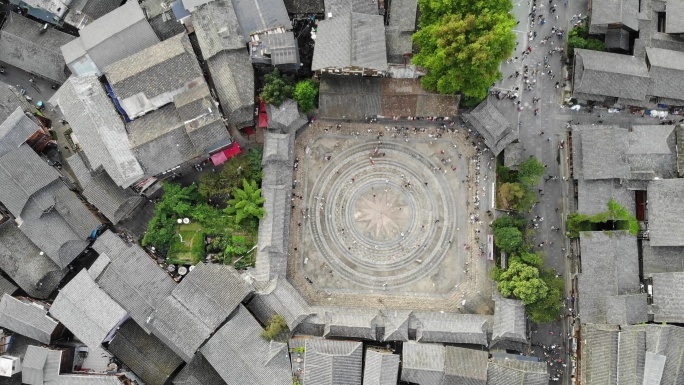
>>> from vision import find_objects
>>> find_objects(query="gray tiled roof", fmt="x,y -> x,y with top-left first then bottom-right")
22,345 -> 61,385
643,351 -> 666,385
0,107 -> 39,158
267,100 -> 308,132
387,0 -> 417,32
486,357 -> 548,385
572,125 -> 630,180
91,230 -> 176,333
0,81 -> 25,123
206,49 -> 255,127
651,272 -> 684,322
57,75 -> 143,188
0,14 -> 74,83
0,295 -> 57,344
573,49 -> 650,101
51,374 -> 127,384
283,0 -> 323,13
0,143 -> 59,217
325,0 -> 378,15
317,74 -> 382,119
589,0 -> 639,32
200,304 -> 291,385
578,232 -> 640,324
444,347 -> 488,385
262,132 -> 291,162
605,28 -> 631,51
647,47 -> 684,106
173,352 -> 227,385
246,276 -> 312,329
648,179 -> 684,246
128,105 -> 202,176
463,97 -> 516,155
231,0 -> 291,37
193,0 -> 244,57
381,310 -> 411,341
581,323 -> 619,384
324,308 -> 380,340
578,179 -> 636,217
149,263 -> 252,362
642,240 -> 684,276
666,0 -> 684,33
108,320 -> 184,385
401,342 -> 445,385
363,349 -> 399,385
312,12 -> 388,72
503,142 -> 524,170
82,169 -> 144,224
49,270 -> 127,349
385,27 -> 413,64
0,220 -> 65,299
105,33 -> 204,118
616,328 -> 646,385
605,293 -> 649,325
61,1 -> 160,75
0,276 -> 16,297
148,12 -> 187,41
63,0 -> 120,28
412,312 -> 490,345
491,293 -> 527,350
303,339 -> 363,385
259,32 -> 300,66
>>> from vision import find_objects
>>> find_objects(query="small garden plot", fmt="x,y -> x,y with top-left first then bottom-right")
167,222 -> 205,265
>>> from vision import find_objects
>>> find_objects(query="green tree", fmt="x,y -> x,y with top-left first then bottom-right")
491,215 -> 527,232
518,157 -> 545,187
199,150 -> 263,200
516,251 -> 544,268
498,182 -> 525,210
293,79 -> 319,113
260,69 -> 294,107
496,164 -> 518,183
225,179 -> 266,225
527,268 -> 564,323
261,314 -> 289,341
566,25 -> 605,57
493,226 -> 524,253
412,7 -> 516,100
496,260 -> 549,305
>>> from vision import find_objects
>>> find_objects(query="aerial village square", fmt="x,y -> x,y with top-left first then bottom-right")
0,0 -> 684,382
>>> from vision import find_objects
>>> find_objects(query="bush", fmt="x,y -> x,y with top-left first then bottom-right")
496,261 -> 549,305
199,149 -> 263,200
260,69 -> 294,107
527,269 -> 564,323
492,226 -> 524,254
261,314 -> 289,341
293,79 -> 319,113
567,24 -> 605,57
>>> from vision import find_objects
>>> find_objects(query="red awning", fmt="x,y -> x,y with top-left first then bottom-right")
242,126 -> 255,135
211,143 -> 242,166
258,100 -> 268,128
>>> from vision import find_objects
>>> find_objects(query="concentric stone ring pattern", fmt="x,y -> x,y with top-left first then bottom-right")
294,129 -> 475,298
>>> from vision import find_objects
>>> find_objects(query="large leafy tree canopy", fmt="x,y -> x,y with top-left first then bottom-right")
225,179 -> 266,225
496,260 -> 549,305
413,0 -> 516,100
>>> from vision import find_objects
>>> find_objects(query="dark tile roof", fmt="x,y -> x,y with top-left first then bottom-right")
283,0 -> 323,13
0,14 -> 74,83
108,320 -> 184,385
0,221 -> 66,299
578,232 -> 640,324
148,263 -> 252,362
443,346 -> 488,385
381,78 -> 459,117
385,27 -> 413,64
22,345 -> 61,385
0,295 -> 57,344
572,125 -> 630,180
267,100 -> 308,132
666,0 -> 684,33
647,47 -> 684,106
148,12 -> 187,41
573,50 -> 650,101
486,357 -> 548,385
605,293 -> 649,325
648,179 -> 684,246
387,0 -> 417,32
580,324 -> 650,385
82,169 -> 145,224
231,0 -> 291,36
105,33 -> 203,117
61,1 -> 160,75
642,240 -> 684,276
0,81 -> 26,123
363,349 -> 399,385
49,270 -> 127,349
91,230 -> 176,333
56,75 -> 144,188
303,339 -> 363,385
491,293 -> 527,351
325,0 -> 379,15
324,308 -> 380,340
412,312 -> 490,345
400,342 -> 445,385
246,276 -> 312,329
206,49 -> 255,127
463,97 -> 516,155
605,28 -> 631,51
0,107 -> 40,158
318,75 -> 382,119
0,276 -> 17,297
193,0 -> 244,56
651,272 -> 684,322
589,0 -> 639,32
172,352 -> 227,385
312,12 -> 388,72
63,0 -> 120,28
200,304 -> 291,385
381,310 -> 411,341
578,179 -> 636,217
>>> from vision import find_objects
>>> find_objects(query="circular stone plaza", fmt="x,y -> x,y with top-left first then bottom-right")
287,120 -> 495,314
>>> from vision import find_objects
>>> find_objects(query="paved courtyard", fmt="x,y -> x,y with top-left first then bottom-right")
287,120 -> 495,313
